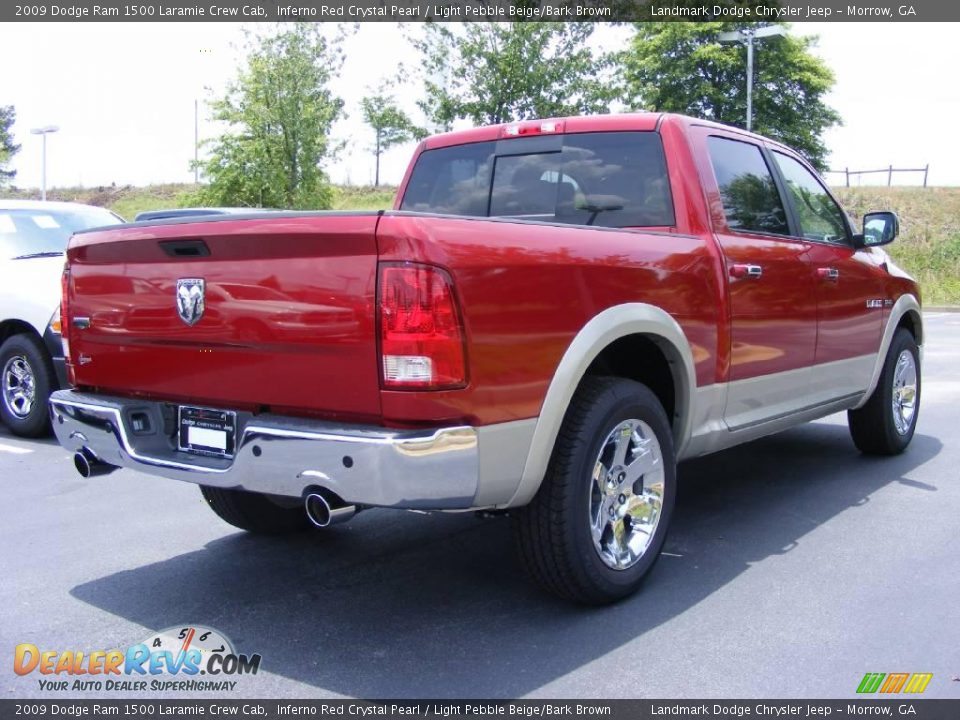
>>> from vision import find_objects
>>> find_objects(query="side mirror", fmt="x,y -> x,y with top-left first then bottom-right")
853,211 -> 899,248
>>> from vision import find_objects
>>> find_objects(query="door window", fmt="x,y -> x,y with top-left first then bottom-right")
772,151 -> 849,244
706,136 -> 789,236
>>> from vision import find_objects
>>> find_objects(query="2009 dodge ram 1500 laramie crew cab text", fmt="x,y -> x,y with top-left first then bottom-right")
50,113 -> 922,604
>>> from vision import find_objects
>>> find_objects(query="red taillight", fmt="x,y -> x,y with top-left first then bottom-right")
378,263 -> 466,389
61,265 -> 74,385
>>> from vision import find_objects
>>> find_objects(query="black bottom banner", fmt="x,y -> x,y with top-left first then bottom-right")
2,700 -> 959,720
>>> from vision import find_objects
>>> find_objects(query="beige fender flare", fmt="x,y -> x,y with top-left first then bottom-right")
505,303 -> 698,508
853,293 -> 923,410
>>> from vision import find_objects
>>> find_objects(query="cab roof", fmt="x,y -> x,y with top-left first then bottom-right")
420,112 -> 788,153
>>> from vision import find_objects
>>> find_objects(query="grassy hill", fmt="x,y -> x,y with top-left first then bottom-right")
3,183 -> 957,305
834,187 -> 959,306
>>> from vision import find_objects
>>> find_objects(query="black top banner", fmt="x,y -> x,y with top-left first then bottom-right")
1,0 -> 953,22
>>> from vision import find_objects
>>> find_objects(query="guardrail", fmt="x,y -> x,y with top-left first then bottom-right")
827,165 -> 929,187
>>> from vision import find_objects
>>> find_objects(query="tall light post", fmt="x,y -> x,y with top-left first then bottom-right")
30,125 -> 59,201
717,26 -> 786,132
194,99 -> 199,184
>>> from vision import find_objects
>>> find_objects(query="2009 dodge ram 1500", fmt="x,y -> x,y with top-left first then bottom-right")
50,113 -> 922,604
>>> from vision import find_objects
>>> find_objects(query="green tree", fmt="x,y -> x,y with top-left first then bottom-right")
0,105 -> 21,186
360,91 -> 425,187
622,23 -> 840,170
191,24 -> 346,209
412,23 -> 613,130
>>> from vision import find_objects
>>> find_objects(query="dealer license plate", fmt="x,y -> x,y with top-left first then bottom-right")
178,406 -> 237,458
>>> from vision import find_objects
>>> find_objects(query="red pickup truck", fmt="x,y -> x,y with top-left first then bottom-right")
50,113 -> 922,604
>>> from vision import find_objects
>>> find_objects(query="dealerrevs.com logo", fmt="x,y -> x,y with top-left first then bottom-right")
14,625 -> 261,692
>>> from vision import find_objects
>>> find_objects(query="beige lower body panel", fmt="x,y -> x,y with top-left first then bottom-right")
681,354 -> 874,459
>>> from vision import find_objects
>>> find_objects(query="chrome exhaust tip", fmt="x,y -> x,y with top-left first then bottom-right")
73,449 -> 118,478
304,491 -> 356,528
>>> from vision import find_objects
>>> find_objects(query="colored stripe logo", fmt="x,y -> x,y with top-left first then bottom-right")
857,673 -> 932,694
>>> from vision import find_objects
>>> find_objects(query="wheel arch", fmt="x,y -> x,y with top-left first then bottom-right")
506,303 -> 697,508
853,293 -> 922,410
896,307 -> 923,346
0,319 -> 42,346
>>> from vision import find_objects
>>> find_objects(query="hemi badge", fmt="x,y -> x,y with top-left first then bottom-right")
866,299 -> 884,309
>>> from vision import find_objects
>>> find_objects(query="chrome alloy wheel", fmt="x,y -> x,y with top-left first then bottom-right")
891,349 -> 918,435
589,418 -> 666,570
2,354 -> 36,419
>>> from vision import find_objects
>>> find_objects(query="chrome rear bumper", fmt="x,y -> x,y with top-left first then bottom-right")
49,390 -> 479,509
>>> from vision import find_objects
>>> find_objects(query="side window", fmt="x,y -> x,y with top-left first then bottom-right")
706,136 -> 789,236
772,151 -> 849,244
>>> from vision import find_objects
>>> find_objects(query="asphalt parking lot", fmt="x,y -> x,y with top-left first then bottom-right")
2,312 -> 957,700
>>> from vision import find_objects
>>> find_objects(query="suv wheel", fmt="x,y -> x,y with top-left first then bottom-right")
0,334 -> 55,438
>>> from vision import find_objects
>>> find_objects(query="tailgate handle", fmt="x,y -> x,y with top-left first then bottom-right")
160,239 -> 210,258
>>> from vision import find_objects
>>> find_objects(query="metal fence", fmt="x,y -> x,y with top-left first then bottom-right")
827,165 -> 930,187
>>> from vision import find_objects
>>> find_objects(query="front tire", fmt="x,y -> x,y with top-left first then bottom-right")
0,333 -> 56,438
200,486 -> 310,534
514,377 -> 677,605
848,328 -> 921,455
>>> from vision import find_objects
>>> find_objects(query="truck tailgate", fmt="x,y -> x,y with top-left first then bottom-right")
65,214 -> 382,420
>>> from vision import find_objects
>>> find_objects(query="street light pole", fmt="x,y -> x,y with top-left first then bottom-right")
194,99 -> 199,184
717,26 -> 785,133
29,125 -> 60,201
745,33 -> 754,131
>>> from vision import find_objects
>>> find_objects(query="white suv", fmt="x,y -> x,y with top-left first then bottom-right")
0,200 -> 123,436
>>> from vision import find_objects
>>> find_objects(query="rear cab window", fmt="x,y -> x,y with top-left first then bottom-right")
400,131 -> 675,229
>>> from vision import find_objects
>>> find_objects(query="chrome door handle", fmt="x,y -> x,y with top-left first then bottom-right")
730,264 -> 763,279
817,267 -> 840,281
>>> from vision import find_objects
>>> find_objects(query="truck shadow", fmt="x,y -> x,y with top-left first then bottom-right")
70,421 -> 941,698
0,424 -> 62,447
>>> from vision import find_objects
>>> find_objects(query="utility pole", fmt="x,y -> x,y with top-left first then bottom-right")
717,26 -> 786,132
30,125 -> 60,201
194,99 -> 199,184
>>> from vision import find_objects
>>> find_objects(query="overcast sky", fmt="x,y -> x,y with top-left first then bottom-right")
1,22 -> 958,190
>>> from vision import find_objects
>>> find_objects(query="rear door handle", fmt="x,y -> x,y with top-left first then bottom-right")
817,267 -> 840,281
730,264 -> 763,279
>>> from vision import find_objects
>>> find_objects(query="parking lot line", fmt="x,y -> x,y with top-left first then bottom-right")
0,443 -> 33,455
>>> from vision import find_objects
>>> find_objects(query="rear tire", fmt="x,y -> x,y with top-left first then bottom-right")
200,486 -> 310,534
514,377 -> 677,605
848,328 -> 921,455
0,333 -> 55,438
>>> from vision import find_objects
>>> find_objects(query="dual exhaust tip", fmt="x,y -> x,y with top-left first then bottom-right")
73,449 -> 118,478
304,490 -> 356,528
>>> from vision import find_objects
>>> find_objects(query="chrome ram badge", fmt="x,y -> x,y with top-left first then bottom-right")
176,278 -> 205,326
